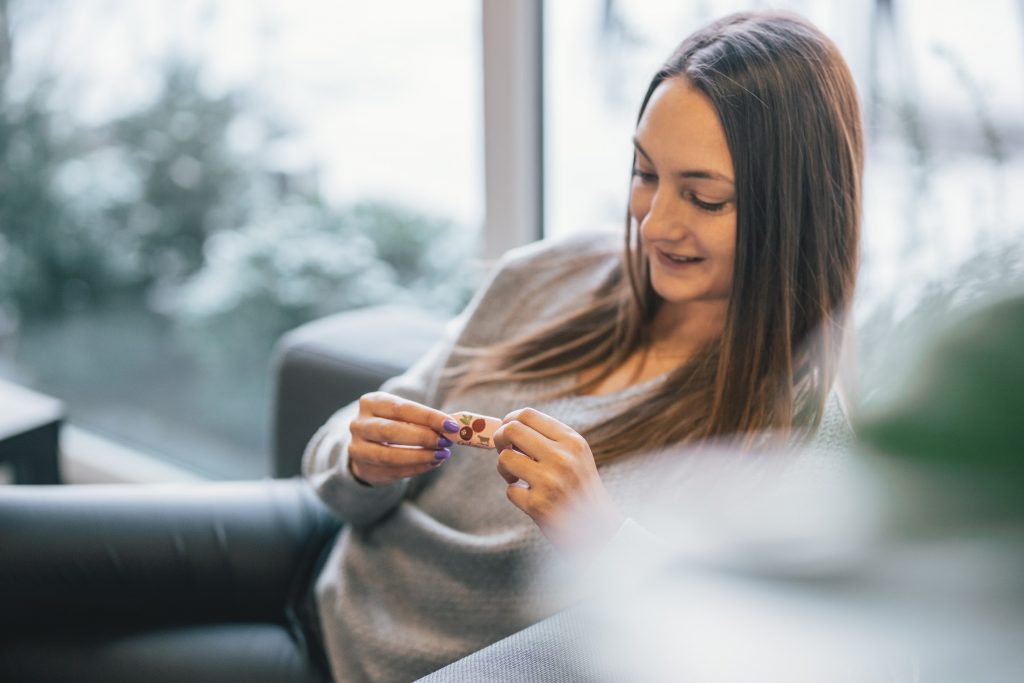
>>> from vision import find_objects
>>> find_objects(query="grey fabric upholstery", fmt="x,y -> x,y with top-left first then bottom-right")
417,608 -> 605,682
271,304 -> 448,478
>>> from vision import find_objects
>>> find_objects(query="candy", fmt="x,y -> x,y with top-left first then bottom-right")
449,411 -> 501,449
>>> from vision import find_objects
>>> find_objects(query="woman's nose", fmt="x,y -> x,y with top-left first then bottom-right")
642,191 -> 687,241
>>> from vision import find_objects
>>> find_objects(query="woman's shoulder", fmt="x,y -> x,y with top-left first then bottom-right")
451,227 -> 622,348
490,227 -> 622,295
495,228 -> 614,268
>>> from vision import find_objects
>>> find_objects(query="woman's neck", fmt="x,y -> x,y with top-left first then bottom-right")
576,299 -> 728,398
648,298 -> 728,361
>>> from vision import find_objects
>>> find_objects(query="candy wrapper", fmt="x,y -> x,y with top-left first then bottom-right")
449,411 -> 501,449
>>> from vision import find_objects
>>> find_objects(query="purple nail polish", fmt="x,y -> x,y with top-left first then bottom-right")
438,436 -> 453,448
434,448 -> 451,461
443,419 -> 459,433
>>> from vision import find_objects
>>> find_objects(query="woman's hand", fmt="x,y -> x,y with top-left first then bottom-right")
493,407 -> 625,553
348,392 -> 461,487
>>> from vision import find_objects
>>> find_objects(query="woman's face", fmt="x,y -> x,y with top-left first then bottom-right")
630,77 -> 737,310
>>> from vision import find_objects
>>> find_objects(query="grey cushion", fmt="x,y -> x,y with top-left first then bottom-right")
417,609 -> 603,682
271,305 -> 448,478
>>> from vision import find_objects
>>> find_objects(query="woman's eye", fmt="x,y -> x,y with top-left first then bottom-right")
631,168 -> 657,184
689,194 -> 727,212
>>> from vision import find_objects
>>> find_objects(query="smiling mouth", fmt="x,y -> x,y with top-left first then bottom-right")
658,249 -> 704,264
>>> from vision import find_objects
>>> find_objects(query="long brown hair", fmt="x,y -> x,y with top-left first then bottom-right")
444,11 -> 863,462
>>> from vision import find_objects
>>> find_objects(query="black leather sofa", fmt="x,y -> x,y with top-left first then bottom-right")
0,304 -> 448,682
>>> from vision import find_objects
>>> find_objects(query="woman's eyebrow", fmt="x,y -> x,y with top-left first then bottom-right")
632,137 -> 734,185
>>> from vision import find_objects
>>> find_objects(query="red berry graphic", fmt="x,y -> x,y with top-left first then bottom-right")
471,418 -> 486,433
459,426 -> 473,441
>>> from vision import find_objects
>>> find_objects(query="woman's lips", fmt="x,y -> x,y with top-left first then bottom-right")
655,249 -> 704,270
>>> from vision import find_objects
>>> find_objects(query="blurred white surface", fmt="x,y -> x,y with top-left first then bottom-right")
543,445 -> 1024,682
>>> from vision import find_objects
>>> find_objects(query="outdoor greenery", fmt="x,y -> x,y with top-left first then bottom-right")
0,59 -> 473,324
856,236 -> 1024,409
0,2 -> 474,476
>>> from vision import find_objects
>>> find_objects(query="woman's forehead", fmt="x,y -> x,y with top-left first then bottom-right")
635,77 -> 734,180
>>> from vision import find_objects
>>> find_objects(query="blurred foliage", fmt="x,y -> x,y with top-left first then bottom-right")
0,60 -> 269,318
858,291 -> 1024,485
0,48 -> 473,350
169,200 -> 475,381
856,235 -> 1024,409
0,0 -> 477,475
90,61 -> 255,290
0,84 -> 80,316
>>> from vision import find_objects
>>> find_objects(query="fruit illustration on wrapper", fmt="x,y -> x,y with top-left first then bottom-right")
454,412 -> 494,447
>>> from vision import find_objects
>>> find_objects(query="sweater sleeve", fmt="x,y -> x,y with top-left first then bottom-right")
300,311 -> 467,526
301,240 -> 557,525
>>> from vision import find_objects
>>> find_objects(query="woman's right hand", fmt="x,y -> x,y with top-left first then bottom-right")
348,391 -> 462,487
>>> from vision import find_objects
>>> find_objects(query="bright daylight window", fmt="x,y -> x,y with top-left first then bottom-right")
545,0 -> 1024,392
0,0 -> 482,479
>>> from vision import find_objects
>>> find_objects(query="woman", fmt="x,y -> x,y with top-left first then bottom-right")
304,10 -> 863,682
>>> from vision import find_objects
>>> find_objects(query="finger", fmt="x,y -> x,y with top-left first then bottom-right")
502,407 -> 573,442
497,467 -> 518,485
497,448 -> 541,485
351,417 -> 452,450
362,392 -> 461,435
496,451 -> 519,484
350,438 -> 449,468
358,458 -> 448,483
505,483 -> 535,519
492,419 -> 555,462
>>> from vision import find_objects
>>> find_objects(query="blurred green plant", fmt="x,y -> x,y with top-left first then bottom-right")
0,0 -> 474,468
856,234 -> 1024,409
856,290 -> 1024,523
0,84 -> 74,317
168,200 -> 475,384
0,52 -> 472,333
89,61 -> 255,290
0,59 -> 256,316
349,200 -> 476,304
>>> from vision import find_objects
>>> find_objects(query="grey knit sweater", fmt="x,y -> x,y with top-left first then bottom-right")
303,230 -> 853,682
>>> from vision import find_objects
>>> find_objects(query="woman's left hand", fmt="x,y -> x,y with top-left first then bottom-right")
493,407 -> 625,554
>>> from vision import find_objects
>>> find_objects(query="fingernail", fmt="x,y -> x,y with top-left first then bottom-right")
437,436 -> 453,448
443,419 -> 459,433
434,448 -> 451,461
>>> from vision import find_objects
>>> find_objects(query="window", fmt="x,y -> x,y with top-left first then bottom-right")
0,0 -> 482,479
544,0 -> 1024,258
544,0 -> 1024,388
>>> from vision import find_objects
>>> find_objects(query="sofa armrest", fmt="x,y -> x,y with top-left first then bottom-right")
270,304 -> 449,478
0,479 -> 340,634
